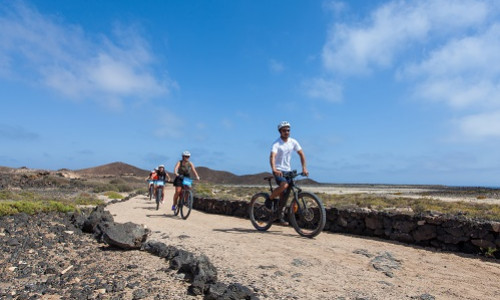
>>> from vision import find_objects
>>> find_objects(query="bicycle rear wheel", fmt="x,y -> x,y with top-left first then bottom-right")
249,192 -> 273,231
149,185 -> 154,201
289,192 -> 326,238
180,190 -> 193,219
155,187 -> 162,211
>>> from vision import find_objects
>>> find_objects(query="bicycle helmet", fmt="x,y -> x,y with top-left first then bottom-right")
158,164 -> 165,168
182,151 -> 191,157
278,121 -> 291,131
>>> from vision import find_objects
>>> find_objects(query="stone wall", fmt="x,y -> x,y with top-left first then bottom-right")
193,197 -> 500,258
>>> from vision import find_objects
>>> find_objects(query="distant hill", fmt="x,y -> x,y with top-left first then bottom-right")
196,167 -> 319,185
1,162 -> 320,185
75,162 -> 150,177
0,166 -> 14,173
196,167 -> 273,185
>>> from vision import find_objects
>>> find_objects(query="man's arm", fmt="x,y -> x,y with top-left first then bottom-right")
297,150 -> 308,176
270,151 -> 282,177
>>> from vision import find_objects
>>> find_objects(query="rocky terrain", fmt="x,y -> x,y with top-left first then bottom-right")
0,212 -> 199,299
0,207 -> 257,300
1,163 -> 500,299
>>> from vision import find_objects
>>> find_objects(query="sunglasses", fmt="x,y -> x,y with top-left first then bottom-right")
281,129 -> 290,132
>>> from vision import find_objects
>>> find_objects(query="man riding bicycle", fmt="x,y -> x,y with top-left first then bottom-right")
172,151 -> 200,211
155,165 -> 171,204
268,121 -> 308,222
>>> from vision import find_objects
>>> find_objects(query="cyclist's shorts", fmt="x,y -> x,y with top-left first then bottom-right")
174,176 -> 190,187
274,174 -> 292,185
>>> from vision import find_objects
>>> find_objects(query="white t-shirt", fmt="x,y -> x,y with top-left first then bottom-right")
271,137 -> 302,172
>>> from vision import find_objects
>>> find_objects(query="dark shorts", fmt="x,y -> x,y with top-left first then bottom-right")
274,173 -> 293,186
173,176 -> 190,187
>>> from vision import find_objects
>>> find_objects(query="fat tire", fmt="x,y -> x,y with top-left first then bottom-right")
289,192 -> 326,238
249,192 -> 273,231
180,190 -> 193,219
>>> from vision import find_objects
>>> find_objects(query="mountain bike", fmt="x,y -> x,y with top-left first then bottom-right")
173,176 -> 194,219
148,180 -> 154,201
155,180 -> 165,211
249,170 -> 326,238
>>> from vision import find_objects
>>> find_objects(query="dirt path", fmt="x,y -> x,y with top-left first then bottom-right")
107,187 -> 500,300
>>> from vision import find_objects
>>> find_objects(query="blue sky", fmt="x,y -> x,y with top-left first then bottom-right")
2,0 -> 500,186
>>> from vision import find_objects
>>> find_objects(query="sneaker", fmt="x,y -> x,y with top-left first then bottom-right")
277,213 -> 287,225
278,218 -> 287,224
171,205 -> 176,211
273,210 -> 287,224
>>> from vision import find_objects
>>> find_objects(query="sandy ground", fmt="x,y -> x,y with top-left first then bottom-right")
107,187 -> 500,300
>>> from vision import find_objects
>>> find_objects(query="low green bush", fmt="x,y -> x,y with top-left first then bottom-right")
0,200 -> 76,216
104,191 -> 124,199
74,193 -> 104,206
116,184 -> 133,193
0,189 -> 107,216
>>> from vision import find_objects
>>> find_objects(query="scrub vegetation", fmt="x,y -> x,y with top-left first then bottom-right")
194,183 -> 500,221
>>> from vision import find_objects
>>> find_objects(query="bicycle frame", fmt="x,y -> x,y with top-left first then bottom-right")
267,171 -> 303,210
250,170 -> 326,238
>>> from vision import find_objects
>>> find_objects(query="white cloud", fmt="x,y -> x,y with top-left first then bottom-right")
457,111 -> 500,139
403,24 -> 500,109
322,0 -> 492,75
0,2 -> 173,106
313,0 -> 500,139
302,77 -> 343,103
269,59 -> 285,73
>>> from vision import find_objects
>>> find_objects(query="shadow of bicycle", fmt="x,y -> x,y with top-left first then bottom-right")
146,214 -> 184,219
212,227 -> 297,238
135,206 -> 159,211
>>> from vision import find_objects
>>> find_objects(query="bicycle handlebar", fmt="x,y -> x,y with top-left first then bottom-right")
281,170 -> 308,179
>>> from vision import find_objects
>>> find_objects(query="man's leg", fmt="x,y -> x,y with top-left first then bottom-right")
269,181 -> 287,200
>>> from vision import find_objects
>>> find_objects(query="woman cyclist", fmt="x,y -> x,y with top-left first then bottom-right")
155,165 -> 171,204
172,151 -> 200,211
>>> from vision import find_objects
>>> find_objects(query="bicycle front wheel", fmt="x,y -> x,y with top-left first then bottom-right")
249,192 -> 273,231
174,195 -> 180,216
180,190 -> 193,219
289,192 -> 326,238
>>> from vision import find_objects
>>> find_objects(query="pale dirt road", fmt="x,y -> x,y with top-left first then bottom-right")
107,187 -> 500,300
